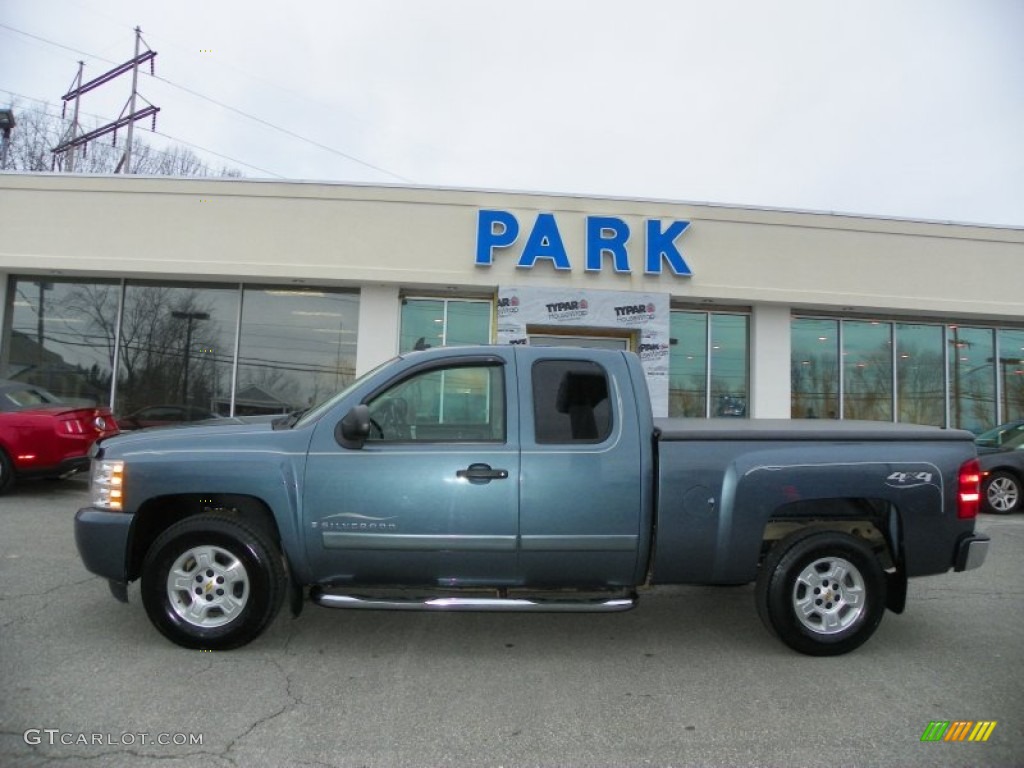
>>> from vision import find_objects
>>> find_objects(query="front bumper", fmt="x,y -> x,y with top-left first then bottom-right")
954,533 -> 990,572
74,507 -> 134,583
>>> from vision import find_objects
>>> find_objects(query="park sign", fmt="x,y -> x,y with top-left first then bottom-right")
475,209 -> 692,276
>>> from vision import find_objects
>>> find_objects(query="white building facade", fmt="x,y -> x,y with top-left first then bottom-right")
1,173 -> 1021,431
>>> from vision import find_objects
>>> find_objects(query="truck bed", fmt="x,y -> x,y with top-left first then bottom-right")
656,418 -> 975,442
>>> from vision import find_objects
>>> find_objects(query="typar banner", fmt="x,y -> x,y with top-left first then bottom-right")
496,286 -> 670,416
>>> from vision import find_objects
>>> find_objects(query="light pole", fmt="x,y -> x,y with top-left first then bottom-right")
172,311 -> 209,405
0,107 -> 15,170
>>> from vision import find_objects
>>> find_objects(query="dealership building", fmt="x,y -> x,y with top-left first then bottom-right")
1,172 -> 1022,432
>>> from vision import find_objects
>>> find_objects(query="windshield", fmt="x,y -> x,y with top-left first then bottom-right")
975,422 -> 1024,448
293,357 -> 400,428
2,386 -> 62,408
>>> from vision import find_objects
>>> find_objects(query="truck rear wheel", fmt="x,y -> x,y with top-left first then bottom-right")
141,515 -> 285,650
755,529 -> 886,656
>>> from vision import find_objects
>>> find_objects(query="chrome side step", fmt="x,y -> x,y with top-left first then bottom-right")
310,588 -> 636,613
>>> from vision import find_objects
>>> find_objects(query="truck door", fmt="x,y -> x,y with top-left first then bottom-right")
516,349 -> 644,586
302,355 -> 519,586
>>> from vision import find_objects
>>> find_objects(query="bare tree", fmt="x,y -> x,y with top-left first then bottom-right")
2,102 -> 240,177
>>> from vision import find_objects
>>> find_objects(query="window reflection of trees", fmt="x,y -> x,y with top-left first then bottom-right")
793,319 -> 1006,430
896,325 -> 945,427
843,322 -> 892,422
791,319 -> 838,419
5,279 -> 118,405
115,286 -> 230,416
235,288 -> 360,415
669,312 -> 749,418
999,329 -> 1024,422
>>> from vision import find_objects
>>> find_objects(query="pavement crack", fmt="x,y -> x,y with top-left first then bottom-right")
220,655 -> 302,761
0,574 -> 99,601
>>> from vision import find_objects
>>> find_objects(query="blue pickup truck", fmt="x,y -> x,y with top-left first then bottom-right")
75,345 -> 989,655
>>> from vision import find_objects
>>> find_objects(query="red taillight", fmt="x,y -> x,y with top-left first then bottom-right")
58,416 -> 86,434
958,458 -> 981,519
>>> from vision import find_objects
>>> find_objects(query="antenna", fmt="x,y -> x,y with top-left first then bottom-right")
52,26 -> 160,173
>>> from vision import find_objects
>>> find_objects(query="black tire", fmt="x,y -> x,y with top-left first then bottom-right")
756,529 -> 887,656
0,450 -> 14,494
141,514 -> 285,650
982,471 -> 1021,514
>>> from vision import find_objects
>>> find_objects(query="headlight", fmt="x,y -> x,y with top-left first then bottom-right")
91,459 -> 125,511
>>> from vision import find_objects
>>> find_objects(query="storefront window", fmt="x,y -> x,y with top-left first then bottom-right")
793,317 -> 1009,430
1,276 -> 120,405
949,326 -> 995,433
710,314 -> 749,417
998,329 -> 1024,422
668,312 -> 706,417
669,311 -> 749,418
791,318 -> 839,419
235,288 -> 360,415
843,320 -> 893,421
895,323 -> 944,426
399,298 -> 491,353
115,282 -> 239,423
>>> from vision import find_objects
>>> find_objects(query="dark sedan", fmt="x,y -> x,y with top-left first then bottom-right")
976,420 -> 1024,514
0,380 -> 119,494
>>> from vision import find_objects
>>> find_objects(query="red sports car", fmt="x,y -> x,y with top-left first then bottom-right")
0,379 -> 119,494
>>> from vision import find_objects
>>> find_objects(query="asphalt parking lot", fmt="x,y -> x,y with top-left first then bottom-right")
1,476 -> 1022,768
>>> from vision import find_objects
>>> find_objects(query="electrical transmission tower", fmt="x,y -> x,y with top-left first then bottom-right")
52,26 -> 160,173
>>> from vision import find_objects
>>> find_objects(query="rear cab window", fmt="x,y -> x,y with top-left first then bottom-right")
531,360 -> 612,444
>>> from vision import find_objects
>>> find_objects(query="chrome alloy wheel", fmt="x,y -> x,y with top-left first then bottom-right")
986,475 -> 1020,513
166,545 -> 250,628
792,556 -> 866,635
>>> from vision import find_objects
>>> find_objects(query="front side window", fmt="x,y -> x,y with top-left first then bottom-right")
367,364 -> 505,442
532,360 -> 611,444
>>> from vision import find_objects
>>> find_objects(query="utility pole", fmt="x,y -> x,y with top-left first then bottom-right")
52,28 -> 159,172
0,106 -> 15,170
122,27 -> 142,174
52,62 -> 84,171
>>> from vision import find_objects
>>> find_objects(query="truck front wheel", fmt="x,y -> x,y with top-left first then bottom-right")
141,515 -> 285,650
755,529 -> 886,656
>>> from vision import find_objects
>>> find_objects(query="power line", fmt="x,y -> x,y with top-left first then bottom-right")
0,21 -> 415,184
150,75 -> 415,183
151,128 -> 284,178
0,22 -> 118,66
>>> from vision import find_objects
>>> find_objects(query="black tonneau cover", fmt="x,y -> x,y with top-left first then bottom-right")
654,418 -> 976,442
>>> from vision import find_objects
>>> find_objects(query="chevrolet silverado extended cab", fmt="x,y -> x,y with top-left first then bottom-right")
75,345 -> 989,655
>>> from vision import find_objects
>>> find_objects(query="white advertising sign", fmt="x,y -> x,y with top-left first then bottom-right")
496,286 -> 670,416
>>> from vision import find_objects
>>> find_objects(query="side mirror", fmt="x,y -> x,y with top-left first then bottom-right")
336,404 -> 371,449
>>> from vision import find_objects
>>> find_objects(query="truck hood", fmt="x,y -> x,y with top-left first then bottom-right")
96,419 -> 304,458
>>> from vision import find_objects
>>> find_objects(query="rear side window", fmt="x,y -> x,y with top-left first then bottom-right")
532,360 -> 612,444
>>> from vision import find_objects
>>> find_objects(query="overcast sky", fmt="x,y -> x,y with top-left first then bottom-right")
2,0 -> 1022,226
